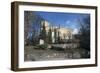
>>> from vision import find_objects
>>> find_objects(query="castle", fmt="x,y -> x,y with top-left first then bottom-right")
40,20 -> 73,44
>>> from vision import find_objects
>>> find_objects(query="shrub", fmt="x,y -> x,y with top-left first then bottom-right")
50,46 -> 64,51
34,44 -> 48,50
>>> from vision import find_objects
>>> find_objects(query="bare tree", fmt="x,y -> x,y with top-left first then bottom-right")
24,11 -> 34,45
78,16 -> 90,51
24,11 -> 43,45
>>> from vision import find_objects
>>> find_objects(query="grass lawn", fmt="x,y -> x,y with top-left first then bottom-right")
24,45 -> 90,61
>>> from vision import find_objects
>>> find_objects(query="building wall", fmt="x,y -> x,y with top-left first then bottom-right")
58,28 -> 73,40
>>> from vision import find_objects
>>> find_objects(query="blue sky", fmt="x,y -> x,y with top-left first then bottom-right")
34,11 -> 90,30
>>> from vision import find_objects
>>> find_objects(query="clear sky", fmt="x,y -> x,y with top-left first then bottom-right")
34,11 -> 90,34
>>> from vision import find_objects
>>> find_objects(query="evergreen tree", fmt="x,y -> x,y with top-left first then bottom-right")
54,28 -> 57,43
40,21 -> 46,43
57,24 -> 61,43
48,28 -> 52,44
